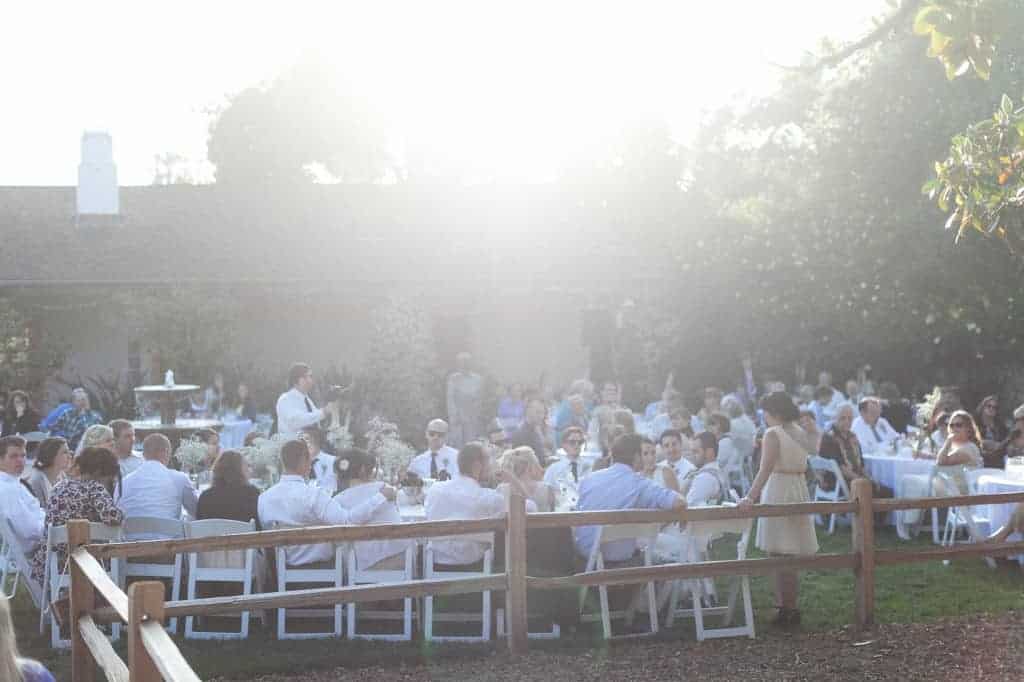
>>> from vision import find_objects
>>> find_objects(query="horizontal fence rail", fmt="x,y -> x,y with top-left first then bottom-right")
65,485 -> 1024,680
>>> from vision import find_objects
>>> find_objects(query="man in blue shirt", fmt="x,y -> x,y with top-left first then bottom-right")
574,433 -> 685,562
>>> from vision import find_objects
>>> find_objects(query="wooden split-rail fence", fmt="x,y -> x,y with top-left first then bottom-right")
65,479 -> 1024,681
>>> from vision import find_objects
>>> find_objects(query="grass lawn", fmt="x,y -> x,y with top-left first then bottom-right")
12,524 -> 1024,681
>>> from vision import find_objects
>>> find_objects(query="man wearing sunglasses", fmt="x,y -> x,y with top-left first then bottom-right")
408,418 -> 458,480
544,426 -> 592,486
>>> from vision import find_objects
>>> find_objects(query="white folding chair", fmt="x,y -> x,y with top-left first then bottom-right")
1,518 -> 43,612
0,529 -> 19,598
935,471 -> 996,569
579,523 -> 661,639
345,543 -> 416,641
423,533 -> 495,642
271,522 -> 344,640
43,523 -> 123,649
669,516 -> 756,640
121,517 -> 185,633
808,456 -> 851,534
185,519 -> 257,640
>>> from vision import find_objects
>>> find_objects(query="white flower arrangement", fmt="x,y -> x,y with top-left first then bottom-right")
326,420 -> 354,451
174,439 -> 208,473
365,416 -> 414,479
239,434 -> 288,477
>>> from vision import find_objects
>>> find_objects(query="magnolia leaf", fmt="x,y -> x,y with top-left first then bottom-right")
913,5 -> 942,36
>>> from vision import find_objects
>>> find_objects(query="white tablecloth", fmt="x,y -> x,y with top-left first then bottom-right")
977,474 -> 1024,562
219,418 -> 253,450
862,452 -> 934,493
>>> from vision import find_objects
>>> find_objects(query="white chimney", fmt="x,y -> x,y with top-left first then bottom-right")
77,131 -> 119,215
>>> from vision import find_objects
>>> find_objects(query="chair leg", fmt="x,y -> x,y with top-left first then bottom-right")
932,508 -> 941,544
482,590 -> 491,641
646,580 -> 658,634
598,585 -> 611,639
424,595 -> 433,641
692,580 -> 705,641
741,576 -> 755,638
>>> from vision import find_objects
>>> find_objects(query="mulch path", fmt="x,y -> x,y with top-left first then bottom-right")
216,611 -> 1024,681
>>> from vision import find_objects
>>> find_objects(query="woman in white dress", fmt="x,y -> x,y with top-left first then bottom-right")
333,448 -> 411,570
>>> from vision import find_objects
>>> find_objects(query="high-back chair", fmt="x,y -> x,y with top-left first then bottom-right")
270,521 -> 345,640
0,530 -> 19,598
121,516 -> 185,633
43,523 -> 123,648
934,469 -> 996,568
184,518 -> 257,640
1,518 -> 42,612
423,532 -> 495,642
808,456 -> 851,534
579,523 -> 661,639
345,542 -> 417,641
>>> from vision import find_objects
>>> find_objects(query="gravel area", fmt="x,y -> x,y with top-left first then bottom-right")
215,611 -> 1024,681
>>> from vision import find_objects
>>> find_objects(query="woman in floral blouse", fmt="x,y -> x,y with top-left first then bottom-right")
30,447 -> 123,584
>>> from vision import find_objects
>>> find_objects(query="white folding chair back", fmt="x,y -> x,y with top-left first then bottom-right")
0,530 -> 19,599
678,515 -> 756,640
185,519 -> 256,640
1,518 -> 42,610
934,471 -> 995,567
346,543 -> 416,641
44,523 -> 123,648
121,517 -> 185,633
581,522 -> 661,639
808,456 -> 850,534
424,532 -> 495,642
270,522 -> 344,640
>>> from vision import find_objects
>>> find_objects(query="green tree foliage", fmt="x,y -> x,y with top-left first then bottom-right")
0,299 -> 67,396
207,57 -> 389,186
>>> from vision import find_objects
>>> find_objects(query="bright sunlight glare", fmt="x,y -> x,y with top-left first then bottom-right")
0,1 -> 886,185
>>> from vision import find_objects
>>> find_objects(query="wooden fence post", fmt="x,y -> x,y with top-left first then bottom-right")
505,492 -> 529,655
128,581 -> 165,682
69,519 -> 95,682
851,478 -> 875,630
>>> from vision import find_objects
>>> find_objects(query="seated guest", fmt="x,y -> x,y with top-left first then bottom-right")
644,387 -> 679,421
109,419 -> 142,477
0,596 -> 57,682
659,429 -> 696,480
694,386 -> 724,432
486,419 -> 509,451
75,424 -> 115,457
243,430 -> 262,447
510,398 -> 553,466
30,447 -> 123,584
118,434 -> 198,524
554,393 -> 589,447
706,413 -> 742,488
612,408 -> 636,435
810,385 -> 835,430
497,446 -> 558,512
851,397 -> 900,454
303,426 -> 336,492
497,382 -> 526,434
232,382 -> 259,421
816,371 -> 846,423
39,398 -> 73,437
575,434 -> 685,562
53,388 -> 103,451
188,390 -> 210,418
844,380 -> 863,407
797,409 -> 822,453
0,436 -> 45,555
258,440 -> 396,566
819,404 -> 893,503
333,448 -> 411,569
879,382 -> 914,434
679,432 -> 730,507
974,395 -> 1008,466
641,436 -> 679,491
544,426 -> 592,486
913,410 -> 983,494
23,437 -> 71,507
425,443 -> 536,567
196,450 -> 261,528
1005,428 -> 1024,459
408,419 -> 459,479
192,428 -> 221,469
1,390 -> 41,437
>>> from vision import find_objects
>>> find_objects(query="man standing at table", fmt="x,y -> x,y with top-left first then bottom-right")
408,419 -> 458,480
276,362 -> 336,440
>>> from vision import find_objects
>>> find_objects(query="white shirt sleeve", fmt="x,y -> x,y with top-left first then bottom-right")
320,489 -> 387,525
276,391 -> 325,435
685,471 -> 720,507
10,487 -> 45,548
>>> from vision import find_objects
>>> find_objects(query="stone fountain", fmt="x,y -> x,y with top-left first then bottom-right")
131,371 -> 222,448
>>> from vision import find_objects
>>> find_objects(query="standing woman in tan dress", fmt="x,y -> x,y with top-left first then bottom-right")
738,391 -> 818,626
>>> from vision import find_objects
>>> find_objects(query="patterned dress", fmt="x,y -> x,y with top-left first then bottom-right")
30,478 -> 123,583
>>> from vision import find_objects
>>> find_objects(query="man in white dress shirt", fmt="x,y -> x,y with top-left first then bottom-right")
258,440 -> 396,566
658,429 -> 696,480
851,397 -> 900,454
425,442 -> 536,567
110,419 -> 143,477
544,426 -> 592,486
0,435 -> 45,554
408,419 -> 458,480
275,362 -> 336,440
303,426 -> 337,494
678,432 -> 730,507
118,434 -> 199,527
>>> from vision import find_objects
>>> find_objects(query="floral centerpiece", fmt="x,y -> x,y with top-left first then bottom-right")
365,416 -> 415,483
174,438 -> 208,474
239,433 -> 287,484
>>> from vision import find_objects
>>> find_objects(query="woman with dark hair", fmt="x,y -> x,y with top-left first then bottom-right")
738,391 -> 817,626
333,448 -> 410,569
29,447 -> 123,583
1,390 -> 41,437
973,395 -> 1007,466
196,450 -> 261,527
23,437 -> 71,507
192,428 -> 221,468
233,382 -> 259,421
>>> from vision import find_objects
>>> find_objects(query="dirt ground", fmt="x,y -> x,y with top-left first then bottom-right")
219,611 -> 1024,681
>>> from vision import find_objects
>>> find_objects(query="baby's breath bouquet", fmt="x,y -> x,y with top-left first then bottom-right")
240,434 -> 287,481
365,416 -> 414,481
174,438 -> 208,474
